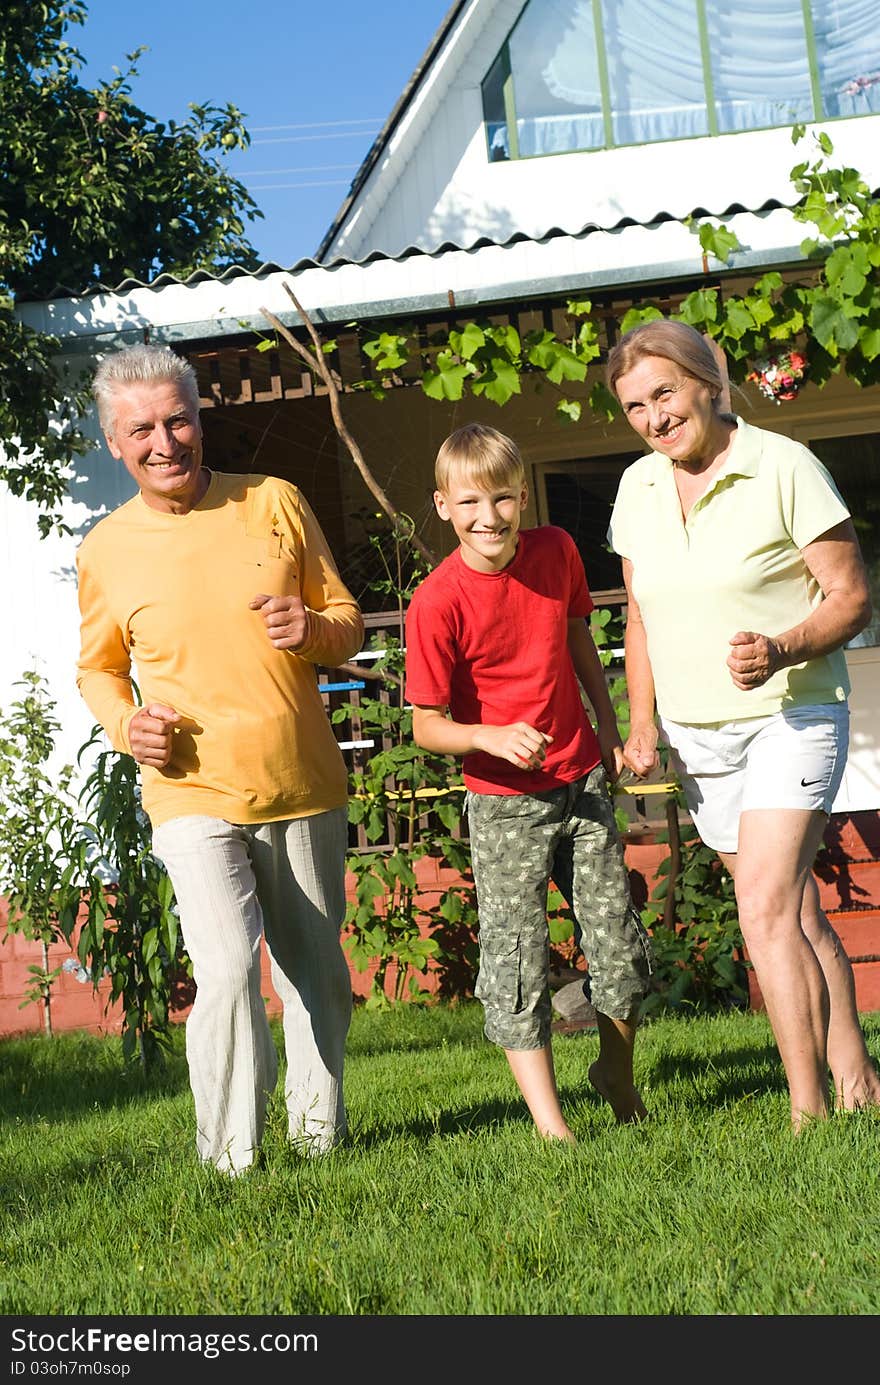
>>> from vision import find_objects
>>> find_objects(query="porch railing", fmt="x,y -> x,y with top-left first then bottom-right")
316,602 -> 684,854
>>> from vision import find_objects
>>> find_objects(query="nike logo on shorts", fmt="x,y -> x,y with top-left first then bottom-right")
800,777 -> 823,787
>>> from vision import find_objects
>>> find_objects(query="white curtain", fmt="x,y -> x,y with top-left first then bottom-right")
497,0 -> 880,157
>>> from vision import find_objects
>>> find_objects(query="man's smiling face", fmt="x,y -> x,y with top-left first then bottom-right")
105,380 -> 205,514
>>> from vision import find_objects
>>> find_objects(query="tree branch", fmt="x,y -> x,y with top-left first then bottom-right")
260,287 -> 438,568
333,659 -> 400,688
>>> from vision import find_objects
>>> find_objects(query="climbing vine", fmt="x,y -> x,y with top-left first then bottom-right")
344,126 -> 880,418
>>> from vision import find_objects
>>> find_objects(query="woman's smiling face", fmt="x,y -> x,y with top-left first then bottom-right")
614,354 -> 725,465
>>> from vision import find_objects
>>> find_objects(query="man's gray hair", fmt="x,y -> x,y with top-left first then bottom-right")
92,344 -> 200,435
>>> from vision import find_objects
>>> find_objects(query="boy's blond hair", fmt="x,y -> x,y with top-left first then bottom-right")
434,423 -> 525,494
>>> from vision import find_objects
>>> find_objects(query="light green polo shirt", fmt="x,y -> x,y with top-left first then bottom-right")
607,417 -> 851,723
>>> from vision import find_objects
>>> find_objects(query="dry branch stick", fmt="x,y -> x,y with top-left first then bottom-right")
333,659 -> 400,688
260,286 -> 438,568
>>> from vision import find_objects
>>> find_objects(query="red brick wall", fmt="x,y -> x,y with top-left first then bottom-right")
0,854 -> 472,1038
3,818 -> 879,1038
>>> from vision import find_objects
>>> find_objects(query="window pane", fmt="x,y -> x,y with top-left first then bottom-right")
485,0 -> 880,161
482,50 -> 511,160
543,455 -> 642,592
809,433 -> 880,648
509,0 -> 605,155
602,0 -> 709,144
707,0 -> 814,132
812,0 -> 880,118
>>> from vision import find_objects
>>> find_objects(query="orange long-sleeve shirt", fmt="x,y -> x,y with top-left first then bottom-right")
76,471 -> 364,828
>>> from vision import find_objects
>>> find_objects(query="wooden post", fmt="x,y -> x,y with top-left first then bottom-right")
703,334 -> 732,414
663,797 -> 682,932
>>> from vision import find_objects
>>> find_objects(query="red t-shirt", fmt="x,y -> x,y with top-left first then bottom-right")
404,525 -> 602,794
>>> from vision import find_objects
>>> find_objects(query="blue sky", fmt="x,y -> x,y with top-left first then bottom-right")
74,0 -> 453,267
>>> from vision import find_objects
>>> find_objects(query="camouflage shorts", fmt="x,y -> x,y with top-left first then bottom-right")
467,765 -> 654,1050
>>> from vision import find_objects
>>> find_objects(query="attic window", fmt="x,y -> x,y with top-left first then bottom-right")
481,0 -> 880,160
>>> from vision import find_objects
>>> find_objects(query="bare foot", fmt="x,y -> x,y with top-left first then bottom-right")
588,1061 -> 647,1124
791,1107 -> 829,1133
833,1073 -> 880,1113
537,1123 -> 577,1145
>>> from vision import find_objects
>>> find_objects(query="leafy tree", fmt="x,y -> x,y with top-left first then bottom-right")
0,668 -> 191,1066
1,0 -> 263,534
0,670 -> 81,1033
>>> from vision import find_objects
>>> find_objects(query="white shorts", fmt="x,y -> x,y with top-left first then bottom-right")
659,703 -> 849,854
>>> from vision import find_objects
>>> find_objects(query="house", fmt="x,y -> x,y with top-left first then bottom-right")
3,0 -> 880,1029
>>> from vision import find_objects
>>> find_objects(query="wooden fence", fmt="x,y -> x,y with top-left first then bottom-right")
316,607 -> 684,855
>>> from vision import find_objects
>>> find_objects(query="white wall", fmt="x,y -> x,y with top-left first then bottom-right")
0,395 -> 135,792
836,648 -> 880,813
325,0 -> 880,261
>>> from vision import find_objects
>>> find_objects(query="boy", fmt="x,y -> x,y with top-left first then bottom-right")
405,423 -> 653,1142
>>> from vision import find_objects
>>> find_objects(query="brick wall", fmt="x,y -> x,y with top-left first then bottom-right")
3,817 -> 879,1038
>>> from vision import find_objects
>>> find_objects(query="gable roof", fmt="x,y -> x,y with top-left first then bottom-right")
314,0 -> 880,265
315,2 -> 468,263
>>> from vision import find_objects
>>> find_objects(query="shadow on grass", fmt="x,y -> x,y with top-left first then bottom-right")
0,1004 -> 488,1138
343,1000 -> 485,1058
647,1040 -> 785,1105
0,1031 -> 190,1125
550,1023 -> 785,1110
343,1092 -> 536,1149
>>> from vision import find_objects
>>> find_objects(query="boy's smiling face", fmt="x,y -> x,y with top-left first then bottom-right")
434,475 -> 528,573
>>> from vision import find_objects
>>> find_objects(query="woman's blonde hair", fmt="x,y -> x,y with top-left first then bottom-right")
606,319 -> 726,402
435,423 -> 525,494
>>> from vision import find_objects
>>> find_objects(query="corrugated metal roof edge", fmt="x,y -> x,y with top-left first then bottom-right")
28,229 -> 815,358
171,239 -> 819,342
29,196 -> 821,302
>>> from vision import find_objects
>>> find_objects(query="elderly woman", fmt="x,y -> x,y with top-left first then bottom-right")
606,318 -> 880,1128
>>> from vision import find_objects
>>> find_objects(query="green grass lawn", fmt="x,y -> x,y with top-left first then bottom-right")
1,1002 -> 878,1316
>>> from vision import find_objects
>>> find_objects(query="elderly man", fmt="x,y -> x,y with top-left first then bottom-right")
76,343 -> 364,1174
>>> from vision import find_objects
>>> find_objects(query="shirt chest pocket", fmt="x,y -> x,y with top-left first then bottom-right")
237,531 -> 299,598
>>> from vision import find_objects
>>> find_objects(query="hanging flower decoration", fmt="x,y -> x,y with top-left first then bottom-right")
840,72 -> 880,99
746,348 -> 808,404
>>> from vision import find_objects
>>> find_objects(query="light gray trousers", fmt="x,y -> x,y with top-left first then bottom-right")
152,808 -> 352,1174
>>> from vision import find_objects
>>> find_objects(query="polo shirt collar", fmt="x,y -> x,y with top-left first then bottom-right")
641,415 -> 760,484
722,417 -> 761,479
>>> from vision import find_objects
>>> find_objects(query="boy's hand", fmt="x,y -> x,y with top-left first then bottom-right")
475,722 -> 553,770
600,739 -> 626,785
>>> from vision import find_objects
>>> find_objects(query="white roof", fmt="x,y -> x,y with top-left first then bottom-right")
17,206 -> 811,353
